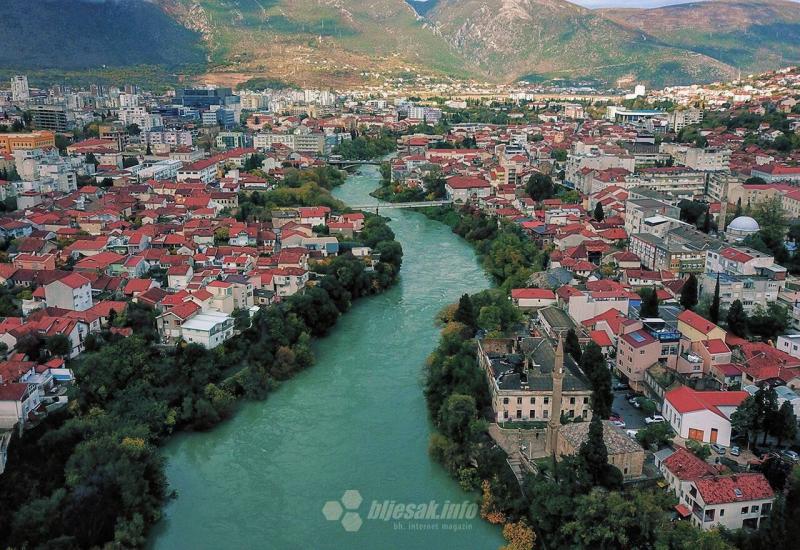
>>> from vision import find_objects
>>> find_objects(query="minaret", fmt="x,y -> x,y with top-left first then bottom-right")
546,335 -> 565,454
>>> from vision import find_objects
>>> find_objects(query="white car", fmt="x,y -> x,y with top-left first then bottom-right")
645,415 -> 665,424
611,419 -> 626,429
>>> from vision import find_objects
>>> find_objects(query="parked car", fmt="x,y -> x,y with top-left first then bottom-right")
609,415 -> 623,423
628,398 -> 642,409
780,450 -> 799,463
613,382 -> 630,391
711,444 -> 726,455
611,419 -> 626,429
730,446 -> 741,457
626,429 -> 639,439
625,392 -> 637,400
645,415 -> 665,424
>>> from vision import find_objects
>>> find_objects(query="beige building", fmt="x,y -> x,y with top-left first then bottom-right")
557,420 -> 645,479
478,337 -> 593,424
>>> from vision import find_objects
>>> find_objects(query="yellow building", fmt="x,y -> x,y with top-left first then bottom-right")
0,131 -> 56,154
677,310 -> 727,343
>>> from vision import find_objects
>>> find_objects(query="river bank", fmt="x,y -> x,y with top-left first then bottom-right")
148,164 -> 503,548
0,177 -> 402,547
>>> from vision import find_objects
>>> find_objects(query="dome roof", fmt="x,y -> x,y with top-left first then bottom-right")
728,216 -> 760,232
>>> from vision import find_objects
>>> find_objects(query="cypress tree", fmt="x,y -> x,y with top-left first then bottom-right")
710,274 -> 721,323
680,274 -> 699,311
593,202 -> 604,222
454,293 -> 476,330
565,328 -> 582,363
726,299 -> 748,337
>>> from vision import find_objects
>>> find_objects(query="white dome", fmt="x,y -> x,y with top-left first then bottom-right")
728,216 -> 760,232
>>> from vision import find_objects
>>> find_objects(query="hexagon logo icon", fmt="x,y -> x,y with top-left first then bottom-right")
341,490 -> 362,510
322,489 -> 363,532
322,500 -> 343,521
341,512 -> 362,532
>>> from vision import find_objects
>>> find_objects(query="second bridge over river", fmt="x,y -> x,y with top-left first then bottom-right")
347,200 -> 453,211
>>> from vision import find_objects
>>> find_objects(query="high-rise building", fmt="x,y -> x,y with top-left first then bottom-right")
29,105 -> 68,132
10,75 -> 29,102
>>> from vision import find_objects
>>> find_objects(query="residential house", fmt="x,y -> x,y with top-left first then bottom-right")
662,386 -> 748,446
43,273 -> 92,312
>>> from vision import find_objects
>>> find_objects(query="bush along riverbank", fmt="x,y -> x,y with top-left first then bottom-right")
370,164 -> 448,203
0,215 -> 402,549
422,206 -> 741,549
419,204 -> 547,292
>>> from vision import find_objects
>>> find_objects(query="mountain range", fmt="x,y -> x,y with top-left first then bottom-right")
3,0 -> 800,88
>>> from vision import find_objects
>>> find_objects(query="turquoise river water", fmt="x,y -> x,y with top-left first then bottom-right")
149,164 -> 502,549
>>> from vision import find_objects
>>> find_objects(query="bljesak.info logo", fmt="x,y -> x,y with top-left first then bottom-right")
322,489 -> 478,533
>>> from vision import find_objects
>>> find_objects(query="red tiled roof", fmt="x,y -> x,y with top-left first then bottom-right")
590,330 -> 613,348
445,175 -> 491,189
665,386 -> 748,418
678,309 -> 721,335
53,272 -> 90,289
703,339 -> 730,355
511,288 -> 555,300
663,447 -> 716,480
695,473 -> 774,505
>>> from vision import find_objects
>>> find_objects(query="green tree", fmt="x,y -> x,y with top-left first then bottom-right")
593,202 -> 604,222
726,299 -> 748,337
731,394 -> 760,448
636,422 -> 674,449
709,274 -> 721,324
565,328 -> 582,363
564,489 -> 673,549
772,401 -> 798,447
45,334 -> 72,357
580,342 -> 612,418
438,393 -> 478,445
748,302 -> 790,342
454,293 -> 477,330
680,274 -> 699,310
578,415 -> 613,488
525,173 -> 555,202
639,286 -> 660,318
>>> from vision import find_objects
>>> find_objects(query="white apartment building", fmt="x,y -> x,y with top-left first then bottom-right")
119,107 -> 162,132
180,311 -> 235,349
10,75 -> 29,102
660,143 -> 731,171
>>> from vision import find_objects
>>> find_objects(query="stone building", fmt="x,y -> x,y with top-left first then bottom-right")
556,420 -> 645,479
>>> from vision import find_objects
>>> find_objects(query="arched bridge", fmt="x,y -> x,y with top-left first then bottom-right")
327,159 -> 383,167
348,200 -> 453,212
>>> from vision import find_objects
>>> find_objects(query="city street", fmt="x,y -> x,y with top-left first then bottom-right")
612,390 -> 648,430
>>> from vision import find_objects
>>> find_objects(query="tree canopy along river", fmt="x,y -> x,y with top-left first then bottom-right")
149,164 -> 502,549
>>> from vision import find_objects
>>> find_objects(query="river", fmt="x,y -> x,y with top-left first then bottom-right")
149,165 -> 502,549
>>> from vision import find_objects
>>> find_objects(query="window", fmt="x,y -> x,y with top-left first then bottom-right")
569,397 -> 576,405
503,411 -> 509,419
543,410 -> 549,419
503,398 -> 509,404
530,397 -> 536,404
543,397 -> 549,405
569,410 -> 575,418
583,397 -> 589,404
516,410 -> 522,419
517,397 -> 522,405
719,509 -> 724,517
582,410 -> 589,418
530,410 -> 535,418
741,507 -> 748,515
751,505 -> 759,514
